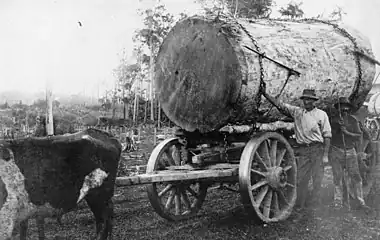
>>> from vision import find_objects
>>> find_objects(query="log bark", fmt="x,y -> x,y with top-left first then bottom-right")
154,15 -> 376,133
367,92 -> 380,115
219,121 -> 294,133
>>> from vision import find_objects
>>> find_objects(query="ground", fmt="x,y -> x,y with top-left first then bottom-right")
22,127 -> 380,240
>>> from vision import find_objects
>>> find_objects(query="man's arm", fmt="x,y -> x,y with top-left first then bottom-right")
321,112 -> 332,162
323,137 -> 331,158
340,116 -> 362,139
262,92 -> 299,118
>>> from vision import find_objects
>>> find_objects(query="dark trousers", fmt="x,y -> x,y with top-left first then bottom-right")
294,143 -> 324,208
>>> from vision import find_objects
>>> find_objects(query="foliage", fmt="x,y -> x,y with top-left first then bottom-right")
0,101 -> 9,109
113,62 -> 144,103
196,0 -> 274,18
32,99 -> 47,109
278,1 -> 304,19
311,5 -> 346,21
133,4 -> 176,58
34,115 -> 76,137
110,3 -> 188,125
328,5 -> 346,21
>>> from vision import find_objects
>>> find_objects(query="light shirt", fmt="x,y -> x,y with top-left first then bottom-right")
277,101 -> 332,144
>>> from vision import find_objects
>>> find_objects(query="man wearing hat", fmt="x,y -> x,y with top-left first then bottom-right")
263,89 -> 331,209
330,97 -> 369,210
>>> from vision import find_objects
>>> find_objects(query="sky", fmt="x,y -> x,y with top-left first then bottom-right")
0,0 -> 379,98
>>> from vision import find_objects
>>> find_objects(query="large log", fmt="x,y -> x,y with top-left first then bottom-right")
367,92 -> 380,115
155,15 -> 376,133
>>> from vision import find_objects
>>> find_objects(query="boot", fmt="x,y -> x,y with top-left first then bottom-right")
333,185 -> 344,209
355,181 -> 370,211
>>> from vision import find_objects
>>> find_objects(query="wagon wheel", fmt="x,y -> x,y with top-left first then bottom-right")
146,138 -> 208,221
239,132 -> 297,222
365,118 -> 380,141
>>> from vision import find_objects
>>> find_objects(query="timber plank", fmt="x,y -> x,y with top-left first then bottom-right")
115,167 -> 239,187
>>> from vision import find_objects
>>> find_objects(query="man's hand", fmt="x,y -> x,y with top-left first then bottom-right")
322,154 -> 329,164
340,125 -> 347,133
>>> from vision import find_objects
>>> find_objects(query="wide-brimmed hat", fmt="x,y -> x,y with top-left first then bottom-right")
334,97 -> 354,109
300,89 -> 318,100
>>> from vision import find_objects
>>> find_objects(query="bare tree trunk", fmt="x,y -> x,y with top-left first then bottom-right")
144,100 -> 148,123
125,103 -> 130,119
150,44 -> 155,122
133,93 -> 138,123
122,88 -> 126,119
234,0 -> 239,18
158,101 -> 161,128
45,84 -> 54,136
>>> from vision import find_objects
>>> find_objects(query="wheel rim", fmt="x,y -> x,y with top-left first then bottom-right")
239,132 -> 297,222
146,138 -> 208,221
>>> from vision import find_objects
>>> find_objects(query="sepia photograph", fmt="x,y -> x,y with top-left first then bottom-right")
0,0 -> 379,239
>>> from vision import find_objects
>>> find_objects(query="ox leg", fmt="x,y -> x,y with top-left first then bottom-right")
19,220 -> 28,240
86,198 -> 114,240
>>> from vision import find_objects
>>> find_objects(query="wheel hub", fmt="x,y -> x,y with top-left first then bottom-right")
266,167 -> 287,188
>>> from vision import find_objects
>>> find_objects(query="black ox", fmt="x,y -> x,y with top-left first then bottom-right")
0,128 -> 121,240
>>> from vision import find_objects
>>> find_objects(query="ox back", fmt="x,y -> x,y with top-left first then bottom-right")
1,128 -> 122,240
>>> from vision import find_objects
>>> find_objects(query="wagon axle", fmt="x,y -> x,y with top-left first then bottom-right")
265,166 -> 289,189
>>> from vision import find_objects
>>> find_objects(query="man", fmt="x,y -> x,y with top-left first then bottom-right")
263,89 -> 331,209
330,97 -> 369,210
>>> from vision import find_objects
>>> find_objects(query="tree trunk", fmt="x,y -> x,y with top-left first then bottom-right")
45,86 -> 54,136
144,100 -> 148,123
234,0 -> 239,18
158,101 -> 161,128
150,38 -> 155,122
133,94 -> 138,123
155,15 -> 376,133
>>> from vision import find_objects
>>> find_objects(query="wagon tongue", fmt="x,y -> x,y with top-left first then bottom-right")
77,168 -> 109,203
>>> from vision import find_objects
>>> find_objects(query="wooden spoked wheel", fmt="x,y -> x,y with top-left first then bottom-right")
239,132 -> 297,222
146,138 -> 208,221
365,118 -> 380,141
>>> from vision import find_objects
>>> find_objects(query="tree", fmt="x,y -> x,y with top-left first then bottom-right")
196,0 -> 274,18
328,5 -> 346,21
311,5 -> 346,21
133,3 -> 176,122
0,101 -> 9,109
32,99 -> 47,109
113,57 -> 147,122
279,1 -> 304,19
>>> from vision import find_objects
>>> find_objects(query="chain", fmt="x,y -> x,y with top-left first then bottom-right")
177,136 -> 189,165
236,21 -> 266,109
180,145 -> 187,165
266,18 -> 363,107
223,133 -> 229,162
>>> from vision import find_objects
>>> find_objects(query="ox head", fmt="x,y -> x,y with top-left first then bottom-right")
77,168 -> 109,204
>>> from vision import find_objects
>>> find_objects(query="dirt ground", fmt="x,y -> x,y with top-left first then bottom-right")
23,128 -> 380,240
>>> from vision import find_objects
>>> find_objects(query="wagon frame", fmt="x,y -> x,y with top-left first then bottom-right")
115,125 -> 379,223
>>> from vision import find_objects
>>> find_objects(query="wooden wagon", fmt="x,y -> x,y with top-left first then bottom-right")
115,124 -> 380,223
365,92 -> 380,141
116,15 -> 380,223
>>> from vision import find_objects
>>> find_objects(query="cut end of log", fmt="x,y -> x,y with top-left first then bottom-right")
155,17 -> 243,132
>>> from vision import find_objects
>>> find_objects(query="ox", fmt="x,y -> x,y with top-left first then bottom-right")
0,128 -> 121,240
